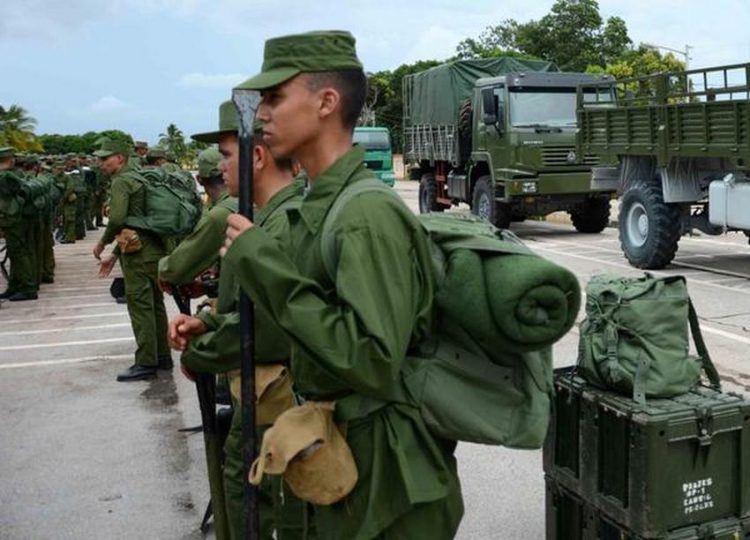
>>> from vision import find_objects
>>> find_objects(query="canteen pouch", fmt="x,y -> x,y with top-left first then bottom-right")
115,228 -> 143,254
228,363 -> 296,426
249,401 -> 358,506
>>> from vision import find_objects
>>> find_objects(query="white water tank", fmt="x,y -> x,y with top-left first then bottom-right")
708,178 -> 750,230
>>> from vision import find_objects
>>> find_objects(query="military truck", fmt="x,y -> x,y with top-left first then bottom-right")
403,58 -> 616,230
577,63 -> 750,269
353,126 -> 396,186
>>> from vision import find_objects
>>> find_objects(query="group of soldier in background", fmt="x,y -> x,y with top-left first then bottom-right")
0,140 -> 186,302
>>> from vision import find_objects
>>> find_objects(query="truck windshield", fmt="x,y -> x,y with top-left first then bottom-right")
509,87 -> 611,128
353,130 -> 391,150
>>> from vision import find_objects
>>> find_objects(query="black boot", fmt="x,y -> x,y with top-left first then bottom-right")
116,364 -> 157,382
9,292 -> 38,302
157,354 -> 174,370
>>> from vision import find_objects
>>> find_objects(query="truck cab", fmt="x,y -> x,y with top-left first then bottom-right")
353,127 -> 396,187
404,64 -> 616,231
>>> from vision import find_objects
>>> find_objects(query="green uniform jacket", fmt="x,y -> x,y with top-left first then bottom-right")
223,146 -> 463,539
182,179 -> 304,372
157,191 -> 238,285
100,161 -> 147,245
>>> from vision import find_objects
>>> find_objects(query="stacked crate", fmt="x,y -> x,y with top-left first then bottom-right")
544,367 -> 750,539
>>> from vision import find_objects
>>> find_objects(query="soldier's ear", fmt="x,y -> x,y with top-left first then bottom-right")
318,87 -> 342,122
252,144 -> 265,172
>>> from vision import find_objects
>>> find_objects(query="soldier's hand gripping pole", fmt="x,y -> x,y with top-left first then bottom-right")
232,88 -> 262,540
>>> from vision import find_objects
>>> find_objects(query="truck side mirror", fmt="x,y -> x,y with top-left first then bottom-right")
482,88 -> 498,125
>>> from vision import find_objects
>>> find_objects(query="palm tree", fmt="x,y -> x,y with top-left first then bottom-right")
158,123 -> 188,162
0,104 -> 42,151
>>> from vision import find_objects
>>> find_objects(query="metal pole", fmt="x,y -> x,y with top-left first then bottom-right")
231,88 -> 262,540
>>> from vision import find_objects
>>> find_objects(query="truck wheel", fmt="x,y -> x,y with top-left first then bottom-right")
618,182 -> 681,269
418,174 -> 441,214
472,176 -> 510,229
570,197 -> 610,233
458,99 -> 473,137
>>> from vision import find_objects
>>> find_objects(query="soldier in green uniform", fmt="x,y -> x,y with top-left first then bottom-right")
168,102 -> 308,540
157,147 -> 237,289
92,161 -> 107,227
222,31 -> 464,539
143,146 -> 167,169
162,150 -> 182,174
81,157 -> 98,231
60,157 -> 81,244
132,141 -> 148,168
0,147 -> 38,301
94,138 -> 171,381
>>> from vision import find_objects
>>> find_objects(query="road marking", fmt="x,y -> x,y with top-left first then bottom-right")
0,302 -> 119,313
531,244 -> 750,297
0,336 -> 133,351
0,323 -> 131,337
700,324 -> 750,345
0,354 -> 133,370
28,293 -> 111,301
0,312 -> 127,325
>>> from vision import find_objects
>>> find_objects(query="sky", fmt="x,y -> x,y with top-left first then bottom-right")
2,0 -> 749,144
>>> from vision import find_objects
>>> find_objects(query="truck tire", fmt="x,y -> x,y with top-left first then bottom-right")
418,173 -> 442,214
472,176 -> 510,229
570,197 -> 610,233
618,182 -> 681,269
459,99 -> 472,137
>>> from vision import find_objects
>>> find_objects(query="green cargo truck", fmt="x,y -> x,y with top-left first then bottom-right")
577,63 -> 750,269
353,126 -> 396,186
403,58 -> 616,230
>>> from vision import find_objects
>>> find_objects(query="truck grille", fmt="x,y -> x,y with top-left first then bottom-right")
364,160 -> 384,170
541,145 -> 600,167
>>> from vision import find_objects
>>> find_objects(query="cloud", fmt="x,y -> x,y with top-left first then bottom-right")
400,25 -> 465,65
176,72 -> 247,89
89,96 -> 134,112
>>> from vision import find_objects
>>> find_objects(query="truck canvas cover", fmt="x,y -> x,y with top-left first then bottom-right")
407,57 -> 559,125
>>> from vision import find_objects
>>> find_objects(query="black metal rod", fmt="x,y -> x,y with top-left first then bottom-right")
235,98 -> 259,540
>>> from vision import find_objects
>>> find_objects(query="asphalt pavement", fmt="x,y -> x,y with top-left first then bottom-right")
1,184 -> 748,539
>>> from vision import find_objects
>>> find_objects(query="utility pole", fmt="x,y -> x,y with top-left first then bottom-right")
642,42 -> 693,70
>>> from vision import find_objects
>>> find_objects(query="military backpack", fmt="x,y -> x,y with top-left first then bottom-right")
323,178 -> 581,448
124,168 -> 202,239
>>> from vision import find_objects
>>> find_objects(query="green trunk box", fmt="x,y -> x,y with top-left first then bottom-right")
544,368 -> 750,538
547,476 -> 750,539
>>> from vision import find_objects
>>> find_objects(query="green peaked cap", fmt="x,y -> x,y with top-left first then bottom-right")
236,30 -> 362,91
197,147 -> 222,178
193,100 -> 266,142
93,138 -> 132,158
0,147 -> 15,159
192,100 -> 239,143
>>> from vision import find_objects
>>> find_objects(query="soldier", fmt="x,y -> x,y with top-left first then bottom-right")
94,138 -> 171,382
132,141 -> 148,167
157,146 -> 236,291
162,150 -> 182,173
81,156 -> 98,231
144,146 -> 168,169
221,31 -> 464,538
168,102 -> 307,539
59,157 -> 80,244
0,147 -> 38,301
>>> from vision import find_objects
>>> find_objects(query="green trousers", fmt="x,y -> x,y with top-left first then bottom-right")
119,237 -> 169,367
75,198 -> 86,239
5,223 -> 36,295
224,406 -> 310,540
41,216 -> 55,282
63,202 -> 77,242
28,217 -> 41,287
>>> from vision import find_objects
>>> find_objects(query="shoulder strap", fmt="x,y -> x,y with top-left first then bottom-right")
320,179 -> 397,281
687,298 -> 722,390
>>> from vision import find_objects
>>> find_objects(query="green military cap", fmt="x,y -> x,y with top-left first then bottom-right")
93,138 -> 132,158
135,140 -> 148,149
0,147 -> 16,159
197,147 -> 223,178
146,146 -> 167,159
24,155 -> 39,165
236,30 -> 363,91
192,101 -> 239,143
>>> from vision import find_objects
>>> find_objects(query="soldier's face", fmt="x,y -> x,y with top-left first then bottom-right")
218,134 -> 239,197
0,158 -> 13,171
100,154 -> 124,175
257,75 -> 320,160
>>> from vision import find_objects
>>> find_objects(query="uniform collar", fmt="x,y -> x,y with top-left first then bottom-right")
256,177 -> 304,226
297,145 -> 365,234
208,190 -> 231,210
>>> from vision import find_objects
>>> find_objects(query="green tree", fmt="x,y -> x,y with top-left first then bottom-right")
38,129 -> 134,154
457,0 -> 631,71
158,123 -> 188,163
0,104 -> 43,152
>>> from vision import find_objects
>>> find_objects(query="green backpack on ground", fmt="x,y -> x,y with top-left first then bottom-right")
125,167 -> 202,239
577,273 -> 721,402
324,179 -> 581,448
